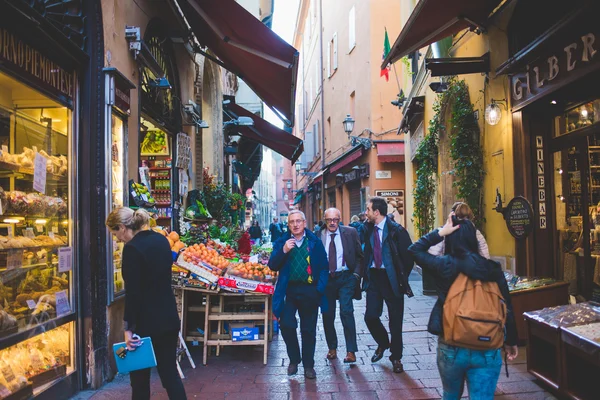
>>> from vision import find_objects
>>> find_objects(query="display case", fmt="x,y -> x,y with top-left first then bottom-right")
556,99 -> 600,136
110,113 -> 126,297
0,71 -> 75,398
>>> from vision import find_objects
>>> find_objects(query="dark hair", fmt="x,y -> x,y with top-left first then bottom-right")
452,202 -> 474,220
444,216 -> 478,257
369,197 -> 388,216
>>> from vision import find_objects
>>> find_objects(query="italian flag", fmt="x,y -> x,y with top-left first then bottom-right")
381,28 -> 391,81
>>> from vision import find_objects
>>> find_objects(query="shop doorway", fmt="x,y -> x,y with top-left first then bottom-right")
348,183 -> 361,222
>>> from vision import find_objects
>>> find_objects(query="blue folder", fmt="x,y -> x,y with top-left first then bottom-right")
113,336 -> 157,373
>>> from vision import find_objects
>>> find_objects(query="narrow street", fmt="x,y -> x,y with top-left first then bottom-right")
73,273 -> 555,400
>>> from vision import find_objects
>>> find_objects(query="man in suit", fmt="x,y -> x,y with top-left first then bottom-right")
268,210 -> 329,379
320,208 -> 363,363
357,197 -> 414,373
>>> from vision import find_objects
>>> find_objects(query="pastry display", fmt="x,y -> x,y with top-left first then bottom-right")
0,147 -> 67,176
0,188 -> 67,217
0,235 -> 67,249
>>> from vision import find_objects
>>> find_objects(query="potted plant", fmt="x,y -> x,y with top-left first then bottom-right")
229,193 -> 245,211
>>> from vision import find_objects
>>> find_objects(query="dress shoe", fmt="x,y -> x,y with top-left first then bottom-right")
371,346 -> 389,363
304,367 -> 317,379
343,352 -> 357,363
392,360 -> 404,373
326,349 -> 337,360
287,363 -> 298,376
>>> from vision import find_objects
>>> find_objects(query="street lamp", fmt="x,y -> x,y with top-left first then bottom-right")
295,161 -> 318,177
343,114 -> 372,149
343,114 -> 355,134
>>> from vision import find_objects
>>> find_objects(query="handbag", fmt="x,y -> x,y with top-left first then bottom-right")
113,335 -> 157,373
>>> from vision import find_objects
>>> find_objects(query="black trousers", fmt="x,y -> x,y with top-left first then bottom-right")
129,329 -> 187,400
279,284 -> 320,368
322,270 -> 358,353
364,269 -> 405,361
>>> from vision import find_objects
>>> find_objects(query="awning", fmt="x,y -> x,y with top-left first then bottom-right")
398,96 -> 425,133
225,103 -> 304,164
426,53 -> 489,77
177,0 -> 299,126
376,142 -> 405,163
293,190 -> 305,205
382,0 -> 504,67
328,146 -> 364,174
310,168 -> 327,184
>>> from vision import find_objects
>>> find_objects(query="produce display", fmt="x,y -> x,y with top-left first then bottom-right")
0,147 -> 67,176
180,224 -> 208,245
180,243 -> 230,276
130,182 -> 155,205
226,262 -> 278,284
0,189 -> 67,217
153,228 -> 186,252
141,131 -> 168,154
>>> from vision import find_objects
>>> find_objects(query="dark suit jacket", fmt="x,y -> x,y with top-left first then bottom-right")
122,230 -> 180,337
320,226 -> 364,273
358,217 -> 415,298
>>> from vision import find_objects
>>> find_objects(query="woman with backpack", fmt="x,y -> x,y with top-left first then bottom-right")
408,213 -> 518,400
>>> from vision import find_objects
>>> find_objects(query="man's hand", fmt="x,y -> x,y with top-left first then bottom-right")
504,344 -> 518,361
124,330 -> 142,351
283,238 -> 296,253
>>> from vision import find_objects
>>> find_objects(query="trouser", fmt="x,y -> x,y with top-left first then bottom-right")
322,270 -> 358,353
129,329 -> 187,400
279,284 -> 320,368
437,340 -> 502,400
364,268 -> 404,361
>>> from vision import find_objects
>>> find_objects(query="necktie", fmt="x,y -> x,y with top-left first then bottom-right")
373,226 -> 382,269
329,233 -> 337,276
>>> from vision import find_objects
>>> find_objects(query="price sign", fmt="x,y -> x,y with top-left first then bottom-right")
504,196 -> 534,239
24,228 -> 35,238
6,249 -> 23,270
58,247 -> 73,273
249,255 -> 259,263
1,363 -> 15,382
30,352 -> 43,371
49,232 -> 55,238
26,299 -> 37,309
55,290 -> 70,317
52,225 -> 59,233
33,152 -> 48,194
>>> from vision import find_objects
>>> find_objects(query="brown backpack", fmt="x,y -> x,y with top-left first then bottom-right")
443,273 -> 507,350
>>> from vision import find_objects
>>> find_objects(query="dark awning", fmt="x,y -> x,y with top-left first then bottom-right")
426,53 -> 489,77
177,0 -> 299,126
398,96 -> 425,133
225,103 -> 304,164
382,0 -> 503,67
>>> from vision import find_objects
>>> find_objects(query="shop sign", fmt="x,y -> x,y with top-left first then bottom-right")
114,77 -> 131,114
0,27 -> 74,101
511,28 -> 600,109
344,169 -> 360,183
376,170 -> 392,179
375,190 -> 403,197
55,290 -> 71,317
504,196 -> 534,239
535,136 -> 547,229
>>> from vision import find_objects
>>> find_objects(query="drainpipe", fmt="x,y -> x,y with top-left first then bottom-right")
319,0 -> 326,218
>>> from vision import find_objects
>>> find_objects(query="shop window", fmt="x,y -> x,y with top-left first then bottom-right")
0,70 -> 75,394
555,100 -> 600,136
110,113 -> 126,296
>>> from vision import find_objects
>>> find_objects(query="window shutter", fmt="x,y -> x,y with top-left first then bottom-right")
304,130 -> 314,162
349,7 -> 356,51
327,40 -> 331,77
333,33 -> 338,70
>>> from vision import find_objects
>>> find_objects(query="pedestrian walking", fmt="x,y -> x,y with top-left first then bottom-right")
269,217 -> 283,243
268,210 -> 329,379
408,213 -> 519,399
249,221 -> 262,245
106,207 -> 187,400
320,208 -> 363,363
428,202 -> 490,258
357,197 -> 414,373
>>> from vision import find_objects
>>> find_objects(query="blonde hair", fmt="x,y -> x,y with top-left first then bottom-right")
350,215 -> 359,223
106,207 -> 150,231
452,202 -> 474,220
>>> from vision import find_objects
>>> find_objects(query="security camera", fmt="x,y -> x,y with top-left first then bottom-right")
183,100 -> 201,120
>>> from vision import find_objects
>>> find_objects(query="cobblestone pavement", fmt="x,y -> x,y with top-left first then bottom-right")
73,274 -> 557,400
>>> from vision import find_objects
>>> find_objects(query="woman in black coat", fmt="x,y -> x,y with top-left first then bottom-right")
408,213 -> 518,400
106,207 -> 187,400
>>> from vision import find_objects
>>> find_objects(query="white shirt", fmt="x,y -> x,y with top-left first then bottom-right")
324,229 -> 347,272
370,218 -> 387,269
294,233 -> 306,248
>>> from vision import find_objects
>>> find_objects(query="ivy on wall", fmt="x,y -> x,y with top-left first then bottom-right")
412,77 -> 484,237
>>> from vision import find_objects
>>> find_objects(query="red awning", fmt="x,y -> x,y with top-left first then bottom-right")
226,103 -> 304,164
177,0 -> 299,126
377,142 -> 405,163
382,0 -> 503,67
329,148 -> 363,174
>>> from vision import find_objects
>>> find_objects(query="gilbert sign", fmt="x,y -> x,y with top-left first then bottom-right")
511,28 -> 600,109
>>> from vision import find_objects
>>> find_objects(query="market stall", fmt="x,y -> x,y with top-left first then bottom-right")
524,302 -> 600,399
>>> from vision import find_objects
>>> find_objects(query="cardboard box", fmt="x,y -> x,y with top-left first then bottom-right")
230,322 -> 259,341
218,275 -> 274,294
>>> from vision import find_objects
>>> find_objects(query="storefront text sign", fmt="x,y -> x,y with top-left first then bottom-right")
511,27 -> 600,109
376,171 -> 392,179
536,136 -> 547,229
504,196 -> 534,239
58,247 -> 73,273
55,290 -> 70,317
33,152 -> 47,194
0,27 -> 74,101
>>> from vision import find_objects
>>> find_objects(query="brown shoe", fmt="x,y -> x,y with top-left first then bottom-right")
392,360 -> 404,374
326,349 -> 337,360
343,352 -> 356,363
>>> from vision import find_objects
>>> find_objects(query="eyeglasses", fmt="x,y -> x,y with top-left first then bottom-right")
325,218 -> 340,223
288,220 -> 305,225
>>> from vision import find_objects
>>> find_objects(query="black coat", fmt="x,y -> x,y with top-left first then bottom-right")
408,229 -> 518,346
358,217 -> 414,298
122,230 -> 180,337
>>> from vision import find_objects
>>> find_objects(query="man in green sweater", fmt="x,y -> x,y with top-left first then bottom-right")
268,210 -> 329,379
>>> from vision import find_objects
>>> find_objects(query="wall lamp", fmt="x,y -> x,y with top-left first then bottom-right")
343,114 -> 372,150
295,161 -> 318,177
429,81 -> 448,93
485,98 -> 507,126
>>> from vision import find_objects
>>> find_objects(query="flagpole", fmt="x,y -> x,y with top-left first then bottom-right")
392,63 -> 402,95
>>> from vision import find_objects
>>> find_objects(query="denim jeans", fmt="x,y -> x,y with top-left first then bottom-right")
437,341 -> 502,400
